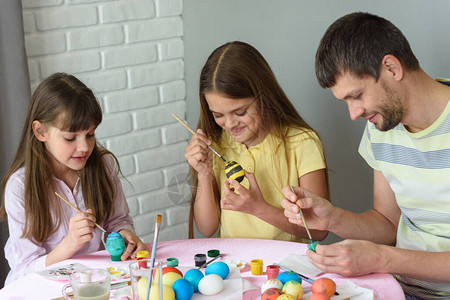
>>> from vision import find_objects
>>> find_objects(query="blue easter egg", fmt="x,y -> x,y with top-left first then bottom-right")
276,271 -> 301,285
172,278 -> 194,300
105,231 -> 125,261
183,268 -> 204,292
205,261 -> 230,280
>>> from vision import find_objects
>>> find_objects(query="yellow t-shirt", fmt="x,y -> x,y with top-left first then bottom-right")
211,127 -> 326,242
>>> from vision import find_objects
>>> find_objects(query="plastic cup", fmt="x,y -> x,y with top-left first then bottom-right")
62,269 -> 110,300
129,260 -> 164,300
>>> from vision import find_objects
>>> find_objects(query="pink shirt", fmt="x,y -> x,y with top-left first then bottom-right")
3,159 -> 134,285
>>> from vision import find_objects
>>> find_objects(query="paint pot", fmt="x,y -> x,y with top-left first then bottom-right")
195,254 -> 207,267
266,264 -> 280,279
167,257 -> 179,267
137,250 -> 149,268
250,259 -> 263,275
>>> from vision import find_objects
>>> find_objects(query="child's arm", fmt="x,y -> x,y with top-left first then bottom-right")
45,209 -> 96,266
193,171 -> 221,237
4,185 -> 49,282
223,169 -> 328,241
185,129 -> 221,237
3,172 -> 92,282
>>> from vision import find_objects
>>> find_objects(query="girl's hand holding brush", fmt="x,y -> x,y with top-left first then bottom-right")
66,208 -> 96,252
46,209 -> 97,266
185,128 -> 214,176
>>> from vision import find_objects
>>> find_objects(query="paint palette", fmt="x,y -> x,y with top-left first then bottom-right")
107,266 -> 130,281
221,259 -> 246,270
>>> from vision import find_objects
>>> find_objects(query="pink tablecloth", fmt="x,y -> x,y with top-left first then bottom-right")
0,238 -> 405,299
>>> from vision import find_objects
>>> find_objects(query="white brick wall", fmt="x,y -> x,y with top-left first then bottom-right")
21,0 -> 190,243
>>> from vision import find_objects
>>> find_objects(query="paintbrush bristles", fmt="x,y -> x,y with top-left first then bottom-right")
156,214 -> 162,224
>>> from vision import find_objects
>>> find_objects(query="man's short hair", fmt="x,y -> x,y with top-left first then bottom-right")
315,12 -> 420,88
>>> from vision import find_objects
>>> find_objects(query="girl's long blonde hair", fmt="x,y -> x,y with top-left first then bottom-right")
1,73 -> 120,243
188,41 -> 327,238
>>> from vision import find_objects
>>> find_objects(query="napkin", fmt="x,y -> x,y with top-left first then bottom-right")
303,280 -> 375,300
193,267 -> 243,299
278,254 -> 323,276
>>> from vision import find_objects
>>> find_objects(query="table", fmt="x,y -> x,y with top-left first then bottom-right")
0,238 -> 405,299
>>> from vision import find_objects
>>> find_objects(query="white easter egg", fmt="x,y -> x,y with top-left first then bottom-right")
198,274 -> 224,296
261,278 -> 284,294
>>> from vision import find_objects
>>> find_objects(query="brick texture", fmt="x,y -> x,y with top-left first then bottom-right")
21,0 -> 189,243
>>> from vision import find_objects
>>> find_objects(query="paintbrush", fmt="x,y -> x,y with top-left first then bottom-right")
146,214 -> 162,300
289,186 -> 312,242
171,113 -> 226,162
55,192 -> 106,233
274,263 -> 339,295
274,263 -> 314,284
197,254 -> 221,269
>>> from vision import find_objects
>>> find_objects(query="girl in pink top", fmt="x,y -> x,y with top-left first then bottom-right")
0,73 -> 147,284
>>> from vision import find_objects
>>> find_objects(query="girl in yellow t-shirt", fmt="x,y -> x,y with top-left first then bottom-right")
185,41 -> 329,242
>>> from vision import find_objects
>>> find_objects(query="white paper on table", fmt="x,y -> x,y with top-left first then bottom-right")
278,254 -> 323,276
114,267 -> 243,300
303,280 -> 375,300
192,267 -> 243,299
36,263 -> 89,281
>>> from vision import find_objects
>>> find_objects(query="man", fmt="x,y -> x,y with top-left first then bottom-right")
282,12 -> 450,299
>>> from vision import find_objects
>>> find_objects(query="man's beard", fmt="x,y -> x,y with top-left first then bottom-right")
376,84 -> 405,131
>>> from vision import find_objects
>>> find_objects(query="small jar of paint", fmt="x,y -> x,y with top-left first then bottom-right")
266,264 -> 280,279
250,259 -> 263,275
137,250 -> 149,268
194,254 -> 206,267
166,257 -> 179,267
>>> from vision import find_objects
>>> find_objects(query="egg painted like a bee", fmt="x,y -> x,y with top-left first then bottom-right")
225,161 -> 245,183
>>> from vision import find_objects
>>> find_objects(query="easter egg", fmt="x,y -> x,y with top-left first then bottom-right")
261,287 -> 283,300
163,272 -> 182,287
105,231 -> 125,261
276,294 -> 295,300
311,277 -> 336,297
198,274 -> 224,295
205,261 -> 230,279
261,279 -> 283,294
183,268 -> 204,292
163,266 -> 183,277
225,161 -> 245,182
308,241 -> 319,252
137,278 -> 175,300
309,294 -> 331,300
276,272 -> 301,285
172,278 -> 194,300
282,280 -> 303,299
153,267 -> 183,286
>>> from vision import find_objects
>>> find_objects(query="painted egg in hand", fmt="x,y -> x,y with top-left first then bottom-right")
225,161 -> 245,183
